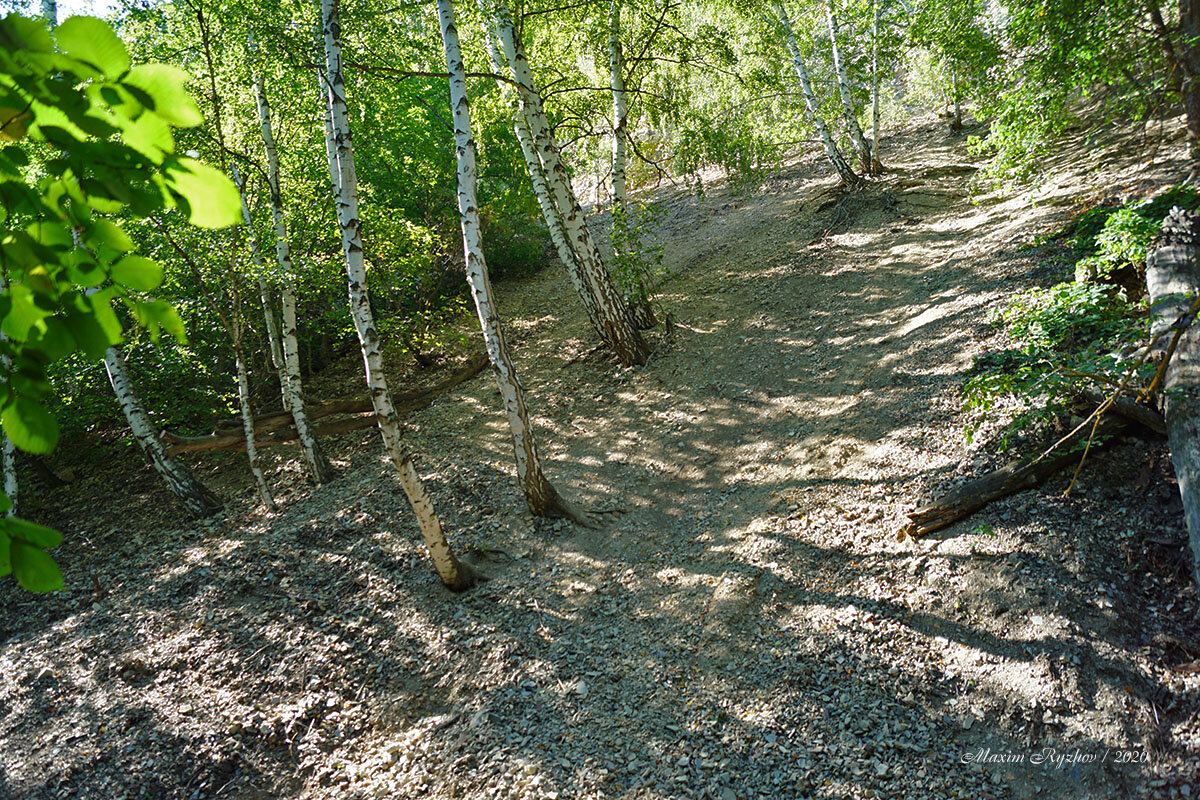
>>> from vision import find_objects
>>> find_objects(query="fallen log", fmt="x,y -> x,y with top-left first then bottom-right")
1145,207 -> 1200,587
163,350 -> 489,456
900,417 -> 1129,539
1076,387 -> 1167,436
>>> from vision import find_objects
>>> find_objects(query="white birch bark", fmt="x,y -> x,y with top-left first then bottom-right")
40,0 -> 55,26
480,26 -> 592,312
233,168 -> 290,415
231,283 -> 275,510
825,0 -> 872,172
103,346 -> 222,517
489,0 -> 649,365
321,0 -> 474,590
438,0 -> 572,518
609,0 -> 628,209
773,1 -> 860,185
253,64 -> 334,484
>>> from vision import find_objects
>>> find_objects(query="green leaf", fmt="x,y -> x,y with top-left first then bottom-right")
134,299 -> 186,342
55,16 -> 130,80
88,287 -> 124,345
91,219 -> 133,252
111,255 -> 163,291
0,492 -> 12,515
122,64 -> 203,127
10,538 -> 63,592
2,284 -> 52,340
120,108 -> 174,162
7,517 -> 63,549
0,530 -> 10,578
2,395 -> 59,454
166,159 -> 241,228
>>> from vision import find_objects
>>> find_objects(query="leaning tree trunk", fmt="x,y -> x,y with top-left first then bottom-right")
489,0 -> 650,366
40,0 -> 55,26
231,279 -> 276,510
103,346 -> 222,517
773,1 -> 860,186
321,0 -> 474,590
479,26 -> 594,317
253,63 -> 334,484
608,0 -> 656,330
438,0 -> 587,522
825,0 -> 872,173
1146,206 -> 1200,588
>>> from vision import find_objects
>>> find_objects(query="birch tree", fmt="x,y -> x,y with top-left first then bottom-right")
772,1 -> 860,185
437,0 -> 596,525
251,56 -> 335,484
104,347 -> 223,517
487,0 -> 650,366
608,0 -> 656,329
825,0 -> 873,173
870,0 -> 883,172
229,256 -> 276,510
321,0 -> 475,590
479,27 -> 594,324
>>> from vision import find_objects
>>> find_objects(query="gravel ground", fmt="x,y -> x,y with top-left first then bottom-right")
2,118 -> 1198,800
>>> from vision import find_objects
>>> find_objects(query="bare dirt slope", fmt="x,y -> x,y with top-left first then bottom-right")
2,118 -> 1198,800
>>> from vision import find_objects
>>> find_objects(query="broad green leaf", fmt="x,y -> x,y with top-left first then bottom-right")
2,395 -> 59,454
0,530 -> 9,578
0,493 -> 11,514
91,219 -> 133,252
7,517 -> 63,549
88,287 -> 123,344
123,64 -> 203,127
10,538 -> 63,592
61,303 -> 111,359
2,284 -> 52,340
111,255 -> 163,291
120,109 -> 174,162
55,16 -> 130,80
135,299 -> 185,342
166,159 -> 241,228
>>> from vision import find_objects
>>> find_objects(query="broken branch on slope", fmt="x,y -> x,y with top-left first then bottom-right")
899,417 -> 1130,540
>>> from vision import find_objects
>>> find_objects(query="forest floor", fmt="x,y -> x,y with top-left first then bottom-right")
3,116 -> 1200,800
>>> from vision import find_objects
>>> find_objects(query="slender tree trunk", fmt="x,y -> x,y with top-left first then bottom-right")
773,1 -> 860,185
1147,0 -> 1183,96
870,0 -> 883,173
825,0 -> 872,172
949,64 -> 963,131
231,280 -> 276,510
610,0 -> 628,210
438,0 -> 586,521
233,168 -> 290,414
489,0 -> 650,365
40,0 -> 55,26
608,0 -> 656,329
321,0 -> 474,590
480,27 -> 593,312
0,273 -> 16,517
1182,0 -> 1200,176
103,346 -> 222,517
253,61 -> 334,484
